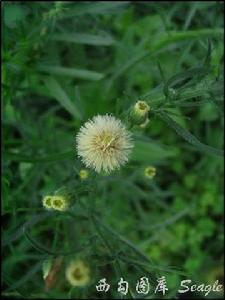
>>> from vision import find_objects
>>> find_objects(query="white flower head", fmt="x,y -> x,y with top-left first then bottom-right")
76,114 -> 133,173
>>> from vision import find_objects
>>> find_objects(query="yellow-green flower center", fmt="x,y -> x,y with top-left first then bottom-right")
145,166 -> 156,179
72,268 -> 84,280
45,197 -> 52,206
93,132 -> 118,152
53,198 -> 63,208
138,102 -> 148,110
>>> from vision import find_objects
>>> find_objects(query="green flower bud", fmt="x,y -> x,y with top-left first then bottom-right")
79,169 -> 89,180
144,166 -> 156,179
129,101 -> 150,125
42,196 -> 53,210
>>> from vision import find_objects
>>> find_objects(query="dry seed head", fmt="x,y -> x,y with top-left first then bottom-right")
76,115 -> 133,173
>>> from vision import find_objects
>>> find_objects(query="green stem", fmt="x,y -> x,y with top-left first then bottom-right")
94,215 -> 150,263
90,214 -> 134,299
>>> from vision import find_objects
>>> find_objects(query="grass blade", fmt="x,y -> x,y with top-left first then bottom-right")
4,150 -> 74,163
36,65 -> 104,81
59,2 -> 130,19
45,77 -> 82,119
51,32 -> 115,46
109,28 -> 223,84
158,111 -> 224,156
5,260 -> 44,292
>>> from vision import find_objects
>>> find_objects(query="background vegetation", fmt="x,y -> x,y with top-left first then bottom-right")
2,1 -> 224,299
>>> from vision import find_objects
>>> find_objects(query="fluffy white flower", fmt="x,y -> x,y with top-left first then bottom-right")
76,115 -> 133,173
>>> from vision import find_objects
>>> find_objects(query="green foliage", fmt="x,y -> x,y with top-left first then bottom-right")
2,1 -> 224,299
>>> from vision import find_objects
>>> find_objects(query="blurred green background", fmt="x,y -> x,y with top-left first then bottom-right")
2,1 -> 224,299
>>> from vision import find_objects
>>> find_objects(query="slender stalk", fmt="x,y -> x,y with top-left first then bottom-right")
90,214 -> 134,299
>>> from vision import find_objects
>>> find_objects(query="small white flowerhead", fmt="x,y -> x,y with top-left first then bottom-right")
79,169 -> 89,180
76,114 -> 133,173
65,259 -> 90,287
144,166 -> 156,179
51,195 -> 69,211
42,196 -> 53,210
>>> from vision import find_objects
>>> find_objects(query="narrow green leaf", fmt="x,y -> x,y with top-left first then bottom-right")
2,272 -> 28,298
5,260 -> 44,292
157,61 -> 166,83
159,111 -> 224,156
204,39 -> 212,66
59,2 -> 130,19
164,66 -> 208,95
109,28 -> 223,84
23,228 -> 55,255
37,65 -> 104,81
4,150 -> 74,163
23,226 -> 93,256
131,140 -> 176,163
51,32 -> 115,46
152,29 -> 224,52
2,212 -> 51,246
45,77 -> 82,119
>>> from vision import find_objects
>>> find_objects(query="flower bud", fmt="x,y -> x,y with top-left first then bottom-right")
51,195 -> 70,211
42,196 -> 53,210
144,166 -> 156,179
65,259 -> 90,287
79,169 -> 89,180
129,101 -> 150,125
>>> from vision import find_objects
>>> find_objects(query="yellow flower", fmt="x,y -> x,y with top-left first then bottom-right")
130,101 -> 150,125
79,169 -> 89,180
42,196 -> 53,210
76,114 -> 133,173
51,195 -> 69,211
65,259 -> 90,287
145,166 -> 156,179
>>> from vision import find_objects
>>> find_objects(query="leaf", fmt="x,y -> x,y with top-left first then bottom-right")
109,28 -> 223,84
3,4 -> 28,28
164,66 -> 208,95
152,29 -> 223,53
59,2 -> 130,19
36,65 -> 104,81
157,61 -> 166,83
2,272 -> 28,297
23,227 -> 56,255
2,212 -> 51,247
4,150 -> 74,163
51,32 -> 115,46
23,226 -> 92,256
131,140 -> 176,163
5,260 -> 44,292
45,77 -> 82,119
159,111 -> 224,156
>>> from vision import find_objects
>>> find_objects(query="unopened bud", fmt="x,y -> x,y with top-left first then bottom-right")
129,101 -> 150,125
